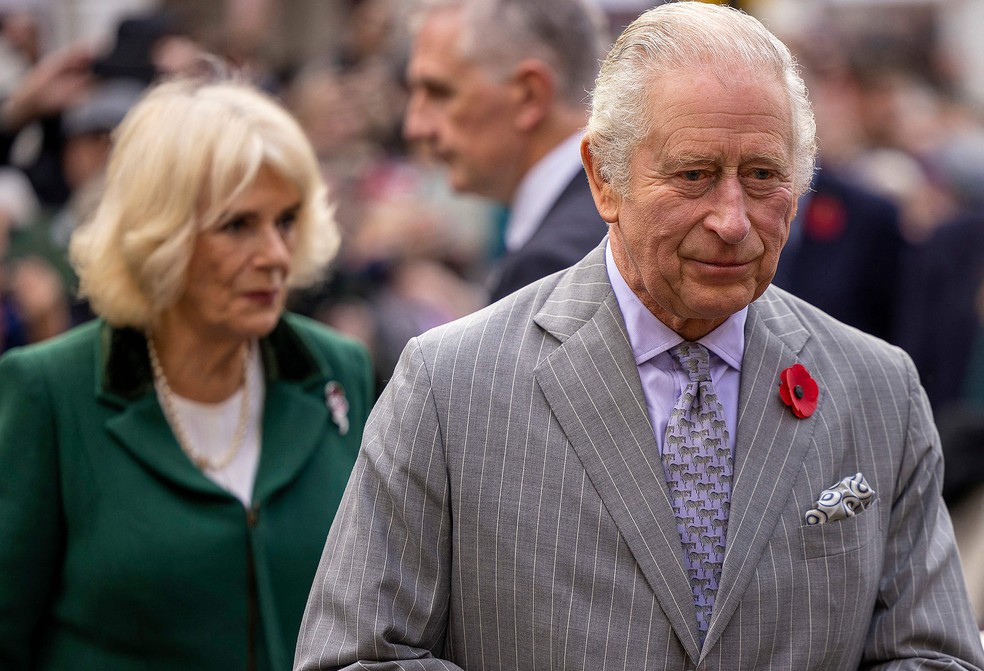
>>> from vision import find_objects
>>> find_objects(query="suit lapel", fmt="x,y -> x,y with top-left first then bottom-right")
702,288 -> 820,654
533,248 -> 703,659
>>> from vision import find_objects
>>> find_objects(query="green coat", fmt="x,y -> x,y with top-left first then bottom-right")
0,314 -> 373,670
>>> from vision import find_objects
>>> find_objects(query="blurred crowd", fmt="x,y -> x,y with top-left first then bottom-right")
0,0 -> 982,613
0,0 -> 499,397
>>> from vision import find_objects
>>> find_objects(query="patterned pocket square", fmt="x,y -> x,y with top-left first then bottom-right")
805,472 -> 874,525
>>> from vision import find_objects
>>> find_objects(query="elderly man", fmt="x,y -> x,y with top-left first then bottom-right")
295,3 -> 984,669
403,0 -> 608,302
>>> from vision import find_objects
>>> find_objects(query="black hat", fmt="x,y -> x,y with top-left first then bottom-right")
91,13 -> 183,85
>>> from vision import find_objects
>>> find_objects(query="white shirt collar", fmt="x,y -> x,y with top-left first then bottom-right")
505,131 -> 586,252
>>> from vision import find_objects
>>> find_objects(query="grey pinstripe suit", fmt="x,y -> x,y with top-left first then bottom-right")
296,243 -> 984,670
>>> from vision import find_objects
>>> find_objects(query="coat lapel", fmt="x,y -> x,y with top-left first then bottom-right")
252,381 -> 330,503
702,287 -> 820,654
533,247 -> 703,659
105,394 -> 228,497
99,325 -> 230,498
98,318 -> 337,505
253,316 -> 343,503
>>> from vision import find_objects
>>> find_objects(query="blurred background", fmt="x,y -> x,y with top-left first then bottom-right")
2,0 -> 983,444
0,1 -> 983,618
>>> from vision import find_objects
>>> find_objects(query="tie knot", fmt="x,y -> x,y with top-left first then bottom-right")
669,341 -> 711,383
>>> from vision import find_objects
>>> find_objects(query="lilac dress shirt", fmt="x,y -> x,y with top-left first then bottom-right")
604,243 -> 745,458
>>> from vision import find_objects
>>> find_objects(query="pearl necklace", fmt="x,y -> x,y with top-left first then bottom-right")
147,337 -> 252,472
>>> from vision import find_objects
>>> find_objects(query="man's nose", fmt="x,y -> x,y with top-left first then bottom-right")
403,92 -> 433,143
705,176 -> 751,244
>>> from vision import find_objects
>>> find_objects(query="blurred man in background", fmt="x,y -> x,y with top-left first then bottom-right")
403,0 -> 609,302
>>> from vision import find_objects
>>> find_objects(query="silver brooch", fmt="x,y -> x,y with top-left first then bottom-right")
324,381 -> 350,436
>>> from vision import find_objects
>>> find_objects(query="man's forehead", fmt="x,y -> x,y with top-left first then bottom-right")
642,70 -> 793,148
408,10 -> 476,78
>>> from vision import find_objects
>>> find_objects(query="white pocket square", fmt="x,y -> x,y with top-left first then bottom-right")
805,472 -> 874,525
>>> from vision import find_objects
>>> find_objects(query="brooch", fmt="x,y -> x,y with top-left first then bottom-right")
325,381 -> 350,436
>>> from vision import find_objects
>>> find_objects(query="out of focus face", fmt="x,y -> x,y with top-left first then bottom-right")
403,6 -> 526,202
591,66 -> 798,340
165,165 -> 300,344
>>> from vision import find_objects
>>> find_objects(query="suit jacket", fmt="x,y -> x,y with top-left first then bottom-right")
295,244 -> 984,670
893,212 -> 984,505
488,170 -> 606,302
0,313 -> 373,671
772,168 -> 905,343
895,211 -> 984,413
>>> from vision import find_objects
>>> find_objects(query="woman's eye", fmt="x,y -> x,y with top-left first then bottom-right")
220,215 -> 249,233
276,210 -> 298,232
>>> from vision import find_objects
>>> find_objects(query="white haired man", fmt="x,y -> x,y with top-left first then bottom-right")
295,3 -> 984,669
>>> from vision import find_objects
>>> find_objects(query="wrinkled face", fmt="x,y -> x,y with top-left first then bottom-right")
595,67 -> 797,339
403,7 -> 524,201
166,165 -> 300,343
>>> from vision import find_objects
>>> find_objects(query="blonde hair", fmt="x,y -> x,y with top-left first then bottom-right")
70,77 -> 340,328
586,1 -> 817,196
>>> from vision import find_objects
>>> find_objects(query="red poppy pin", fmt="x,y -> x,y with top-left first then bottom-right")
778,363 -> 819,419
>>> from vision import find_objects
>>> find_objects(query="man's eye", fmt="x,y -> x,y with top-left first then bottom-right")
683,170 -> 704,181
752,168 -> 774,180
423,82 -> 453,101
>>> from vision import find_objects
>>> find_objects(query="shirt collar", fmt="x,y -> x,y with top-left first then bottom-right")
505,131 -> 585,252
605,241 -> 746,370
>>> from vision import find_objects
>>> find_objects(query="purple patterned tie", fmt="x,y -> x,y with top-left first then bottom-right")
663,341 -> 732,640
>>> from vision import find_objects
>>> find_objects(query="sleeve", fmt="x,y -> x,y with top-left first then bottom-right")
294,338 -> 464,671
863,351 -> 984,669
0,349 -> 65,667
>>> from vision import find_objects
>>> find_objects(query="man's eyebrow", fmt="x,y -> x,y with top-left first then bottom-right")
410,73 -> 454,96
742,151 -> 789,167
661,151 -> 790,172
662,153 -> 716,171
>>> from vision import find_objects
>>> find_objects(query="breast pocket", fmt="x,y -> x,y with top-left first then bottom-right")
798,498 -> 882,560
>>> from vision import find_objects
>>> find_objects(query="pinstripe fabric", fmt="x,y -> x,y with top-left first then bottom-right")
295,243 -> 984,670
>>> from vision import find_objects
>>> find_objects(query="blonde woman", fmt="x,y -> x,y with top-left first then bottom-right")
0,77 -> 373,670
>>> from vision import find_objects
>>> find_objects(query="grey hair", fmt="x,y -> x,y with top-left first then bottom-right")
586,1 -> 817,196
410,0 -> 609,108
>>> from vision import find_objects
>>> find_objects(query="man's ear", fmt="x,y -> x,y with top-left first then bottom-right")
581,134 -> 620,223
511,59 -> 554,132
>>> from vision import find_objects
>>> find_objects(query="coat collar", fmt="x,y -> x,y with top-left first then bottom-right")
98,316 -> 337,505
99,317 -> 324,404
533,243 -> 820,660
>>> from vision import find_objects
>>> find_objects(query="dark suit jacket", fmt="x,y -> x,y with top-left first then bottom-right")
0,313 -> 373,671
895,211 -> 984,412
773,168 -> 905,343
893,212 -> 984,503
488,170 -> 606,302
